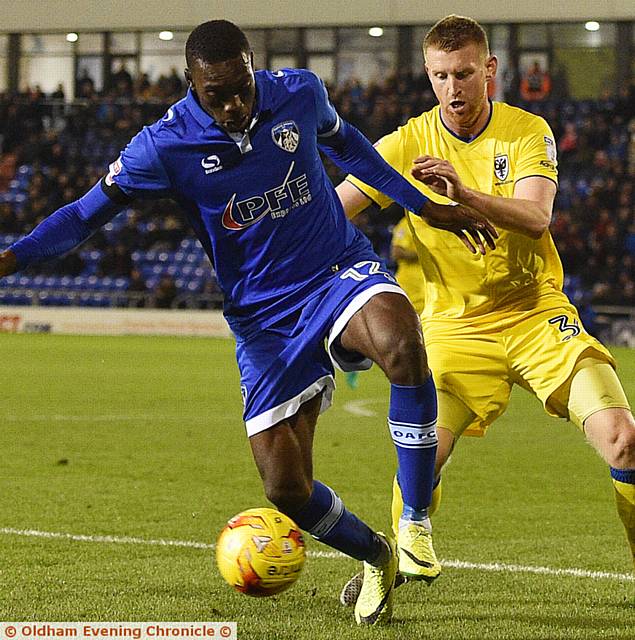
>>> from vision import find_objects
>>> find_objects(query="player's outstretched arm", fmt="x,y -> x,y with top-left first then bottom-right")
412,155 -> 555,239
2,180 -> 127,276
330,128 -> 496,254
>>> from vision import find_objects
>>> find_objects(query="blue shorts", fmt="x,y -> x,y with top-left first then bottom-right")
235,258 -> 406,436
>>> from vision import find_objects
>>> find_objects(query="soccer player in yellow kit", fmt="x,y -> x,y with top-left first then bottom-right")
338,15 -> 635,599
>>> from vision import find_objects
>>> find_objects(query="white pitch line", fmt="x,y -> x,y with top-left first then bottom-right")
0,527 -> 213,549
341,399 -> 383,418
441,558 -> 634,582
1,527 -> 632,582
2,415 -> 213,423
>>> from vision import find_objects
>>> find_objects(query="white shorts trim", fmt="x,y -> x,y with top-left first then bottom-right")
327,283 -> 407,372
245,375 -> 335,437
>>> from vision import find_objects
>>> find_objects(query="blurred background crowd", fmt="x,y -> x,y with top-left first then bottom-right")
0,66 -> 633,313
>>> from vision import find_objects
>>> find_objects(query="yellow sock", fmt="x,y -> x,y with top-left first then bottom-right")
612,478 -> 635,570
391,475 -> 442,536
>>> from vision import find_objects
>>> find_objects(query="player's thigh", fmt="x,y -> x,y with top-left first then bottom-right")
338,290 -> 428,382
507,303 -> 616,420
424,329 -> 512,437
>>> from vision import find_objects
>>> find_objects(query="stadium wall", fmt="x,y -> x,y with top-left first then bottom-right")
0,306 -> 232,338
4,0 -> 635,31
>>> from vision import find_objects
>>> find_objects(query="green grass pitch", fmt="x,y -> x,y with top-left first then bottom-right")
0,333 -> 633,639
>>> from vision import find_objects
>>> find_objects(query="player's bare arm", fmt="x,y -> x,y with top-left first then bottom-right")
337,179 -> 497,255
0,250 -> 17,277
412,155 -> 556,239
392,245 -> 418,263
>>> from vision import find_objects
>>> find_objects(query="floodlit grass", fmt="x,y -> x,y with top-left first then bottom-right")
0,334 -> 633,639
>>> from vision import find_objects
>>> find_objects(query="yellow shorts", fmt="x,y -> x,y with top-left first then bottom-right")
422,294 -> 629,437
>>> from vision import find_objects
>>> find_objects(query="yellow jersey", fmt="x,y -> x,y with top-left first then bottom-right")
348,101 -> 560,321
391,216 -> 426,315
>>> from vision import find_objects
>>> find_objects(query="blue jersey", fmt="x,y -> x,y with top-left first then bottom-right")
109,69 -> 374,334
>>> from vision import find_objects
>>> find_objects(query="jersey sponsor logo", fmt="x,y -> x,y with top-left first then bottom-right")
105,157 -> 122,186
494,154 -> 509,182
272,121 -> 300,153
221,161 -> 312,230
548,314 -> 581,341
201,154 -> 223,174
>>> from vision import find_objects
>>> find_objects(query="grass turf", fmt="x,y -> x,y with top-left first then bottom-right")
0,334 -> 633,639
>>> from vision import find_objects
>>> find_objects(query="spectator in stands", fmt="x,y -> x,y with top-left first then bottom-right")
77,69 -> 96,99
98,242 -> 133,278
520,60 -> 551,102
110,62 -> 134,97
127,267 -> 148,307
153,275 -> 177,309
51,84 -> 65,101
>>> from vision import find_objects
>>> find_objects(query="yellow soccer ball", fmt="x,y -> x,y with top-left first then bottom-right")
216,508 -> 306,597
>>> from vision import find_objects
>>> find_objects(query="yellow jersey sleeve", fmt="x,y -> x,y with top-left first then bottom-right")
346,130 -> 405,209
514,116 -> 558,185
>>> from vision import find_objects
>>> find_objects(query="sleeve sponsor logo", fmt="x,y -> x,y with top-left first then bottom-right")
544,136 -> 557,163
105,157 -> 123,186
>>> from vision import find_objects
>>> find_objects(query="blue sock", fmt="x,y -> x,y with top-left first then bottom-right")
286,480 -> 383,562
388,378 -> 438,518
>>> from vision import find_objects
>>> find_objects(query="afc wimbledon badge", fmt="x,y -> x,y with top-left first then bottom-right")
494,154 -> 509,181
272,121 -> 300,153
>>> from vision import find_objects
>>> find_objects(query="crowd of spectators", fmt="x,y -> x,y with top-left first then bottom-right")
0,68 -> 633,311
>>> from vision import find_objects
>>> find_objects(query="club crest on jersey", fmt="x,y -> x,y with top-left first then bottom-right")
494,154 -> 509,181
272,121 -> 300,153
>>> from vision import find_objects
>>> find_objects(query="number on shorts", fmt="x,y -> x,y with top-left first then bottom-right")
339,260 -> 395,283
548,314 -> 581,341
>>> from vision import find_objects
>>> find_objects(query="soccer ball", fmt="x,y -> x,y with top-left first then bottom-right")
216,507 -> 306,597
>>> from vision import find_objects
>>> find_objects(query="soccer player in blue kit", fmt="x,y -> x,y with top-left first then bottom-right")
0,21 -> 495,624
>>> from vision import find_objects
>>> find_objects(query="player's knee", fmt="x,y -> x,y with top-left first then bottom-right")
377,330 -> 428,384
264,479 -> 312,514
607,426 -> 635,469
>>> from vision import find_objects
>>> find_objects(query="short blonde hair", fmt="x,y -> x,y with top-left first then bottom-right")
423,15 -> 489,60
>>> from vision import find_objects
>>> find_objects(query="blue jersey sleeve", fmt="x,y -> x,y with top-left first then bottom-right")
108,126 -> 172,198
319,119 -> 428,216
302,70 -> 340,136
9,181 -> 125,270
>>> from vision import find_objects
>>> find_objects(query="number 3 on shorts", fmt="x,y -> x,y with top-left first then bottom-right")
548,314 -> 581,341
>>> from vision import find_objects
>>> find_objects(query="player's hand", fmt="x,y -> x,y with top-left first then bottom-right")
420,200 -> 498,255
411,155 -> 466,203
0,250 -> 17,277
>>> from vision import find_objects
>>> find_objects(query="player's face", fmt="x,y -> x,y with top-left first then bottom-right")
186,52 -> 256,133
424,43 -> 497,136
